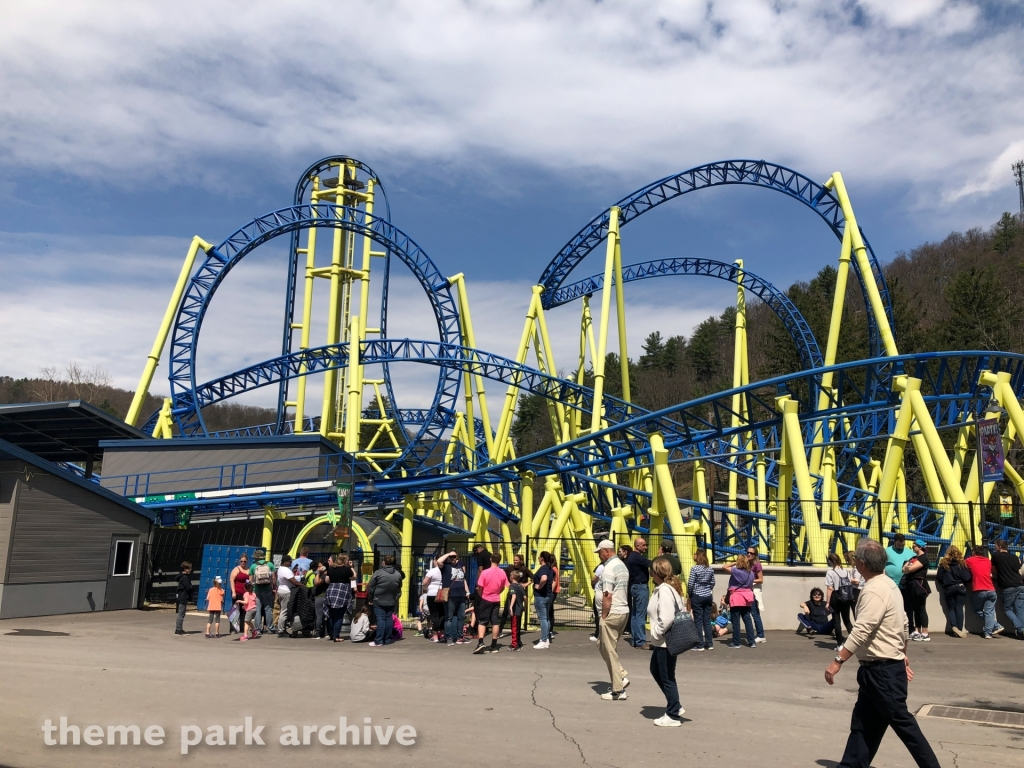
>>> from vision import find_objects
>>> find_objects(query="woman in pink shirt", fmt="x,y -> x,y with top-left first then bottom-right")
965,546 -> 1004,638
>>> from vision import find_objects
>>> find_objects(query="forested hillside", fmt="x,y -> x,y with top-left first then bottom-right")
0,364 -> 277,433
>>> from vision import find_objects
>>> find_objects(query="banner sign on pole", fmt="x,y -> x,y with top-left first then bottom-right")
333,482 -> 353,539
978,418 -> 1005,483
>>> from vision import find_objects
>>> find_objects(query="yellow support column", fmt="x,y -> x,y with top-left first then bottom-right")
343,314 -> 362,454
590,207 -> 620,430
825,173 -> 898,357
779,396 -> 827,564
519,472 -> 534,556
651,433 -> 694,562
399,496 -> 415,621
126,236 -> 212,426
294,188 -> 320,433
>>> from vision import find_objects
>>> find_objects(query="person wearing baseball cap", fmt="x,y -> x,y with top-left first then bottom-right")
594,539 -> 631,700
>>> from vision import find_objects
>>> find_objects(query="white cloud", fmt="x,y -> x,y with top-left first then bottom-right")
0,0 -> 1020,211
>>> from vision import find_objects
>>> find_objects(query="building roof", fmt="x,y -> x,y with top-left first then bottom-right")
99,433 -> 344,452
0,437 -> 156,522
0,401 -> 147,464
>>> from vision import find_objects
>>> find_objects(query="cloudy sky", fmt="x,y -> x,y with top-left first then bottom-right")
1,0 -> 1022,414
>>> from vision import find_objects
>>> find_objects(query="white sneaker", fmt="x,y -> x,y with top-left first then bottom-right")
653,714 -> 682,727
693,647 -> 705,652
755,637 -> 767,643
533,640 -> 549,650
621,677 -> 630,689
910,631 -> 922,641
589,635 -> 599,642
600,691 -> 627,701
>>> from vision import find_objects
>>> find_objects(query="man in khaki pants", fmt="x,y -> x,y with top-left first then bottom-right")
595,539 -> 631,700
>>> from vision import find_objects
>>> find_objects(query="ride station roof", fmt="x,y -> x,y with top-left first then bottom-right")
0,401 -> 147,466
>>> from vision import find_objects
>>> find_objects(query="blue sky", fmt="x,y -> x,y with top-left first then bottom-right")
1,0 -> 1023,410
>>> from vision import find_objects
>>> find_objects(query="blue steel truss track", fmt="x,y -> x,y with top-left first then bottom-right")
549,257 -> 824,371
166,204 -> 462,474
538,160 -> 892,363
146,353 -> 1024,522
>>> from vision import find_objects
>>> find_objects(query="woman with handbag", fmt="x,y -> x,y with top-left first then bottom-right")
936,545 -> 971,637
902,540 -> 932,642
647,558 -> 685,727
722,555 -> 757,648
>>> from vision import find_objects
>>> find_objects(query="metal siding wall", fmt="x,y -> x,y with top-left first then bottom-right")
0,463 -> 18,581
7,470 -> 150,585
101,443 -> 329,494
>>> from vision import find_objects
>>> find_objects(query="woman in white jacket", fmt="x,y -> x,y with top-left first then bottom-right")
647,558 -> 685,727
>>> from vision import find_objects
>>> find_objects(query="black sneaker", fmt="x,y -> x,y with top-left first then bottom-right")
473,642 -> 487,654
486,644 -> 500,653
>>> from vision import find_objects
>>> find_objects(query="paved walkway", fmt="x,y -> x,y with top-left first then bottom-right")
1,610 -> 1022,767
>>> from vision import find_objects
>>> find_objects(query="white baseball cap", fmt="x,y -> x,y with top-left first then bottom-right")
213,576 -> 222,583
594,539 -> 615,552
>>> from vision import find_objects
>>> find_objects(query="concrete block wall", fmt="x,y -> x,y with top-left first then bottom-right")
720,565 -> 1012,635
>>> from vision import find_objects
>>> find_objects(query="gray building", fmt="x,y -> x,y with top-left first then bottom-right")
99,434 -> 344,497
0,438 -> 154,619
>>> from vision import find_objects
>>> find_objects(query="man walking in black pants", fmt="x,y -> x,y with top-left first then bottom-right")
824,538 -> 940,768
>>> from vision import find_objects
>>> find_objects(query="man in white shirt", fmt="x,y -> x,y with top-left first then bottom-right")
276,555 -> 301,637
595,539 -> 631,701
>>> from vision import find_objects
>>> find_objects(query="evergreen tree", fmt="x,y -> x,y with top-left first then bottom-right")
662,335 -> 687,376
688,316 -> 723,384
639,332 -> 665,369
993,212 -> 1021,255
941,266 -> 1018,350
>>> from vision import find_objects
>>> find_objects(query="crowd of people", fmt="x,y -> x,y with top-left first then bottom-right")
171,533 -> 1024,747
174,534 -> 1024,651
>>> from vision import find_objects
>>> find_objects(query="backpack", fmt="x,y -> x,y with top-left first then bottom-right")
834,569 -> 854,603
253,562 -> 274,586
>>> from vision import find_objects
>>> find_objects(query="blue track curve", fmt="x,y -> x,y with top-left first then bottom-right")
538,160 -> 892,361
549,257 -> 823,372
166,204 -> 462,472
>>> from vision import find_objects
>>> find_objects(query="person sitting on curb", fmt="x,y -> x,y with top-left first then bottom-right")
797,588 -> 833,635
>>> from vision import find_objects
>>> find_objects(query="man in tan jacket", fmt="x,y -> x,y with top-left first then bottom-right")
824,538 -> 940,768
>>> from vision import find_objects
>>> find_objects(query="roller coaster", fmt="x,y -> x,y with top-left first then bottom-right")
117,155 -> 1024,599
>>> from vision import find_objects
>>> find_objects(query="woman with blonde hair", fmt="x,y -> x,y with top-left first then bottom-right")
936,545 -> 972,637
647,558 -> 684,726
722,554 -> 757,648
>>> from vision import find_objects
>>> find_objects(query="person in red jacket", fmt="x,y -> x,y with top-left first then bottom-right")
964,546 -> 1004,639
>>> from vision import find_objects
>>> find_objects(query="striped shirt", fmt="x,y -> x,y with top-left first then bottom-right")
687,564 -> 715,599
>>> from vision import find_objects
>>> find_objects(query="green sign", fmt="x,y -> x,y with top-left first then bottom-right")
333,482 -> 353,531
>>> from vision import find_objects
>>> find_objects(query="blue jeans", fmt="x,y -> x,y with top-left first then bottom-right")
649,647 -> 681,719
327,606 -> 347,640
798,613 -> 833,634
254,589 -> 275,632
534,593 -> 554,641
944,590 -> 966,632
445,596 -> 467,642
691,596 -> 714,649
373,604 -> 394,645
1002,586 -> 1024,631
750,591 -> 765,639
731,605 -> 755,645
971,590 -> 997,635
629,584 -> 649,646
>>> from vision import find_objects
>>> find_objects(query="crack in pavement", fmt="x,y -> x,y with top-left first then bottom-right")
938,740 -> 1023,768
938,742 -> 962,768
530,671 -> 590,766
